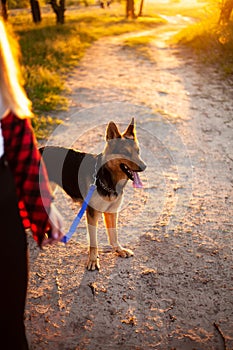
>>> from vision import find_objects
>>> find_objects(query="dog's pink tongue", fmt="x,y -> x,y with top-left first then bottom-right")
133,172 -> 143,188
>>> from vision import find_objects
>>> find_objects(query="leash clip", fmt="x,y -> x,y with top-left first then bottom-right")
92,153 -> 101,186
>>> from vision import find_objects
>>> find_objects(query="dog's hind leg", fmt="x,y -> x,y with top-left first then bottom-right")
103,212 -> 134,258
86,207 -> 101,271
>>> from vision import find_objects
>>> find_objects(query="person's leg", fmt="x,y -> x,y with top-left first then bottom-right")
0,158 -> 29,350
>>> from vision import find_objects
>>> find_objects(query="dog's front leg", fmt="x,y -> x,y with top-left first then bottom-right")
104,212 -> 134,258
86,207 -> 101,271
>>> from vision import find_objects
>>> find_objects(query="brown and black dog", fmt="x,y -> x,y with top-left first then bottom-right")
40,118 -> 146,270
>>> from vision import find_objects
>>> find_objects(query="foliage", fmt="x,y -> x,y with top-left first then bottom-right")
31,115 -> 63,140
8,0 -> 29,9
173,7 -> 233,75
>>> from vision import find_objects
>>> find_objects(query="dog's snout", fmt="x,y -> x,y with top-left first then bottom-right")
139,161 -> 147,172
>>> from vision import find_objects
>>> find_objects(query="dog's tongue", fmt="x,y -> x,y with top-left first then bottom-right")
133,172 -> 143,188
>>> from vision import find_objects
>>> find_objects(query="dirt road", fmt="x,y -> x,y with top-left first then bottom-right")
26,7 -> 233,350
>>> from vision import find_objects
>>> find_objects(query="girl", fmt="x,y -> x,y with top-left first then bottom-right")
0,19 -> 64,349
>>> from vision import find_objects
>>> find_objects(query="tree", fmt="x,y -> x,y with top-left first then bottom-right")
49,0 -> 66,24
138,0 -> 144,17
126,0 -> 136,19
1,0 -> 8,21
219,0 -> 233,24
1,0 -> 42,23
30,0 -> 41,23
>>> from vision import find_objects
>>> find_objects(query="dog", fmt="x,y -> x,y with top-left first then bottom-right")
40,118 -> 146,270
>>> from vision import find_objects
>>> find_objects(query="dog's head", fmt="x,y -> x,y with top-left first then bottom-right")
102,118 -> 146,183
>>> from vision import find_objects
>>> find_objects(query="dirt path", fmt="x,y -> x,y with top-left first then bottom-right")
26,9 -> 233,350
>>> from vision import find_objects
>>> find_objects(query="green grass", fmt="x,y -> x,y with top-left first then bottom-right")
9,5 -> 164,138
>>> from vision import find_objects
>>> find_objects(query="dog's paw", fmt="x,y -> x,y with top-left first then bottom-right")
87,247 -> 100,271
114,246 -> 134,258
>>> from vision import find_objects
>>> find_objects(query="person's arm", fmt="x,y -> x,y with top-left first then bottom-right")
1,112 -> 63,246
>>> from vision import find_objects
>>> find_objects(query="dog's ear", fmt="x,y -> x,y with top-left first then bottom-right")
123,118 -> 135,140
106,121 -> 121,141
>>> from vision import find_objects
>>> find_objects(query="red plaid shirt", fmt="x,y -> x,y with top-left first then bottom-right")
1,112 -> 53,246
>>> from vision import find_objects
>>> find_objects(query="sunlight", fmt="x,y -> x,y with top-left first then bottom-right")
146,0 -> 208,10
145,0 -> 209,20
148,0 -> 202,4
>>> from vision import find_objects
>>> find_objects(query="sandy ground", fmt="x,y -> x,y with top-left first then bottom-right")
25,6 -> 233,350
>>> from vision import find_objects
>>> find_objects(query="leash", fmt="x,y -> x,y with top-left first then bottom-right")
61,184 -> 96,243
60,156 -> 99,244
60,154 -> 143,244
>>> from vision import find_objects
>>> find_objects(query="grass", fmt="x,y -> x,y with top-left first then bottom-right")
172,3 -> 233,75
9,5 -> 164,138
120,1 -> 212,65
122,35 -> 157,62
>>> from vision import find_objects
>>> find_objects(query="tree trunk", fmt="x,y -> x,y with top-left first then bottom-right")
30,0 -> 41,23
126,0 -> 136,19
49,0 -> 66,24
219,0 -> 233,24
1,0 -> 8,21
138,0 -> 144,17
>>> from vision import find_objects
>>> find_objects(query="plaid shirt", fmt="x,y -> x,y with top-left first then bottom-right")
1,112 -> 53,246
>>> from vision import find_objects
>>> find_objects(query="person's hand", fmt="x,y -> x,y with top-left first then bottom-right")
42,203 -> 64,246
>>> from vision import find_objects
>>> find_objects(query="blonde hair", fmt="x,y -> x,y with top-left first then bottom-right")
0,20 -> 32,119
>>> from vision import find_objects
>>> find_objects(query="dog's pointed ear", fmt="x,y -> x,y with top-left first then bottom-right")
106,121 -> 121,141
123,118 -> 135,140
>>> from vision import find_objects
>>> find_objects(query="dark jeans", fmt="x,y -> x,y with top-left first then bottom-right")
0,156 -> 29,350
